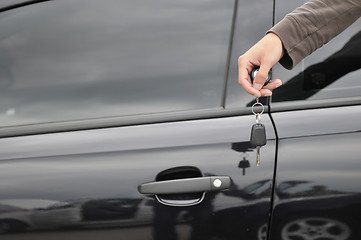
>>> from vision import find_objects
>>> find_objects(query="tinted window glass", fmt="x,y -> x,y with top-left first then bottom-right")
224,0 -> 273,109
272,0 -> 361,104
0,0 -> 234,127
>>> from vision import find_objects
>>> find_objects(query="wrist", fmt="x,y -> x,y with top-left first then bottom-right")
266,32 -> 284,58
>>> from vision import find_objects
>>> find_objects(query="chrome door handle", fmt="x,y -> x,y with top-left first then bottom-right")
138,176 -> 232,195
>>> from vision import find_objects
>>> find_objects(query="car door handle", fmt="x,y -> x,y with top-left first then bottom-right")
138,176 -> 232,195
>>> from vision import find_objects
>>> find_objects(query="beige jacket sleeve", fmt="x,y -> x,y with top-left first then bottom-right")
269,0 -> 361,70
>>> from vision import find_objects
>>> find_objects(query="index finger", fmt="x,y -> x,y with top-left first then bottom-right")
238,59 -> 261,97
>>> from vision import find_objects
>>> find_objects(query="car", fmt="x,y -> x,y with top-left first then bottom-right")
0,0 -> 360,239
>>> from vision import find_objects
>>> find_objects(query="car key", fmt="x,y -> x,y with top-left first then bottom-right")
250,98 -> 266,166
250,66 -> 272,86
250,116 -> 266,166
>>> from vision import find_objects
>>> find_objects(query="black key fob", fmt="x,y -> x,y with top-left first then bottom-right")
250,66 -> 272,86
250,123 -> 267,146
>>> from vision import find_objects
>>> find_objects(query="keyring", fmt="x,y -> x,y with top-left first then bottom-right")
251,102 -> 264,115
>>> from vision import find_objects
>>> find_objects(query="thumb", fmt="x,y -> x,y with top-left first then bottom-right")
253,64 -> 271,91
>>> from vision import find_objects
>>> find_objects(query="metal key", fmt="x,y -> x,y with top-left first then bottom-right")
250,98 -> 267,166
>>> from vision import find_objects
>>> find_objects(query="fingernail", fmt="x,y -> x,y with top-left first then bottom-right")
276,83 -> 283,88
253,83 -> 263,90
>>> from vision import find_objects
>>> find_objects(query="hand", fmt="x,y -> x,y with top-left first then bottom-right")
238,32 -> 284,97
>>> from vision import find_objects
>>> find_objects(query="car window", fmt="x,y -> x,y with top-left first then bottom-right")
224,0 -> 273,109
0,0 -> 234,127
271,0 -> 361,105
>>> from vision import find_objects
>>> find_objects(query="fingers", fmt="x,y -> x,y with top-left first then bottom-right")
253,64 -> 272,91
237,32 -> 284,97
238,59 -> 281,97
239,61 -> 282,97
263,79 -> 283,91
259,88 -> 272,97
251,78 -> 282,97
238,57 -> 260,97
240,77 -> 282,97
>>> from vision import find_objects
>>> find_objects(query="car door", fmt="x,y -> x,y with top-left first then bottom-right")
269,1 -> 361,239
0,0 -> 276,240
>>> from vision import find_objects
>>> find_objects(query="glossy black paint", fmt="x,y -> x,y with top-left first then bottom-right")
269,106 -> 361,240
0,115 -> 276,239
0,0 -> 360,240
268,2 -> 361,238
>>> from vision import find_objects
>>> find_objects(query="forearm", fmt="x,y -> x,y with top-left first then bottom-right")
269,0 -> 361,69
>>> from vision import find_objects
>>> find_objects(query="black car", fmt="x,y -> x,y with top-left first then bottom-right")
0,0 -> 360,240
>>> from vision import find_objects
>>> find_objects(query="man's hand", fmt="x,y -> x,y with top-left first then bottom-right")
238,32 -> 284,97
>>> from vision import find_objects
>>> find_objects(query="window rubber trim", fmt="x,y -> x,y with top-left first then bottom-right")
0,106 -> 267,138
269,96 -> 361,113
0,0 -> 52,13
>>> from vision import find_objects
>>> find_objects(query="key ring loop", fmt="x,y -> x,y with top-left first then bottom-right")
251,102 -> 264,115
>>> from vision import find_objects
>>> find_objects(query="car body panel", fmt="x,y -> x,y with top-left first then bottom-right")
268,1 -> 361,239
270,131 -> 361,240
0,115 -> 276,239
